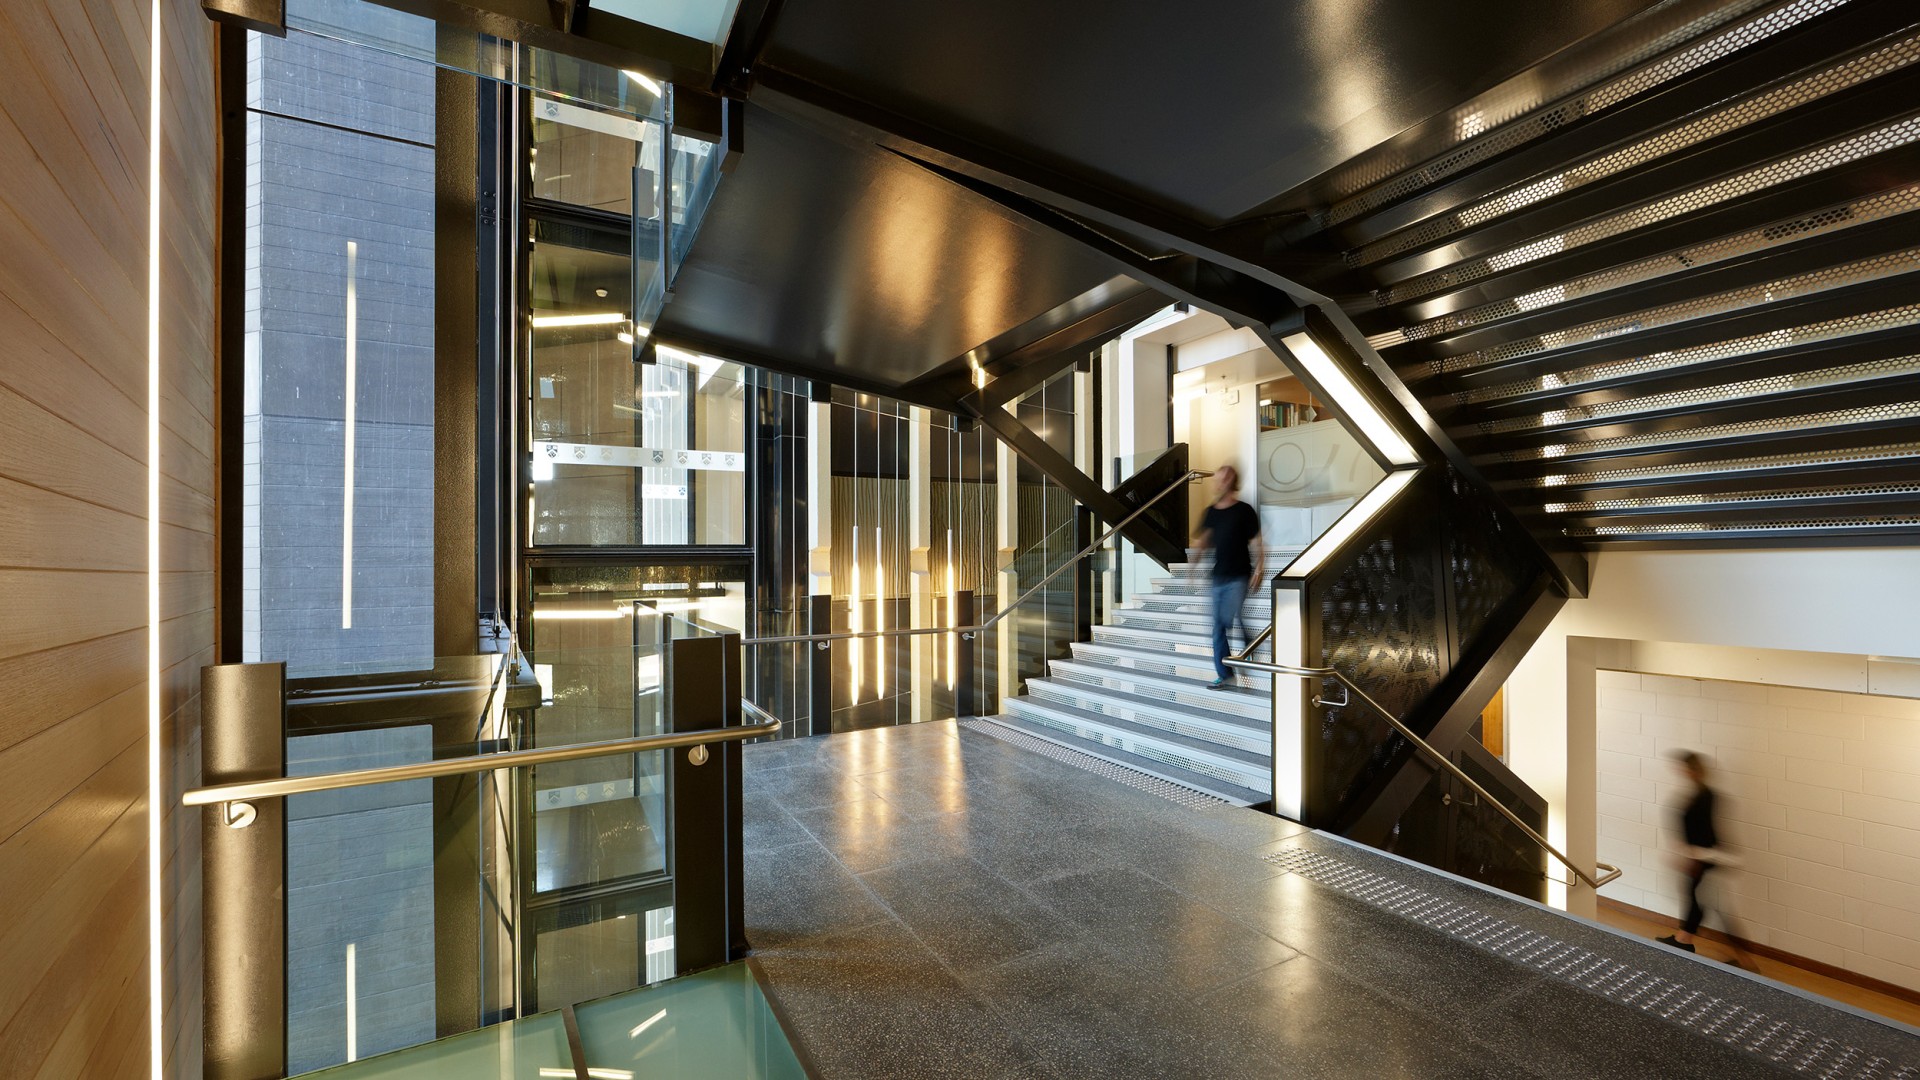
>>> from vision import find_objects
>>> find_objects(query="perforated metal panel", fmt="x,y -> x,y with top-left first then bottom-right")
1315,0 -> 1920,545
1384,114 -> 1920,305
1442,248 -> 1920,375
1528,441 -> 1920,488
1543,481 -> 1920,513
1407,185 -> 1920,342
1504,399 -> 1920,461
1479,353 -> 1920,434
1574,515 -> 1920,536
1353,30 -> 1920,267
1325,0 -> 1841,224
1462,303 -> 1920,405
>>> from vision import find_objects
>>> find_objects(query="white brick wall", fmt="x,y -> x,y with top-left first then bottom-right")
1595,670 -> 1920,990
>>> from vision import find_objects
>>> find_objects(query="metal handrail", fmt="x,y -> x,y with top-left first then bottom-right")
1224,654 -> 1623,891
182,717 -> 781,811
740,469 -> 1208,647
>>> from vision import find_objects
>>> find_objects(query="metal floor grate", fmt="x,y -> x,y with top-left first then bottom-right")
1266,846 -> 1920,1079
960,719 -> 1229,809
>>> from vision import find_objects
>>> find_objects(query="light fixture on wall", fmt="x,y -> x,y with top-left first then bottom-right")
342,240 -> 359,630
1283,468 -> 1421,579
874,526 -> 885,701
1276,329 -> 1418,466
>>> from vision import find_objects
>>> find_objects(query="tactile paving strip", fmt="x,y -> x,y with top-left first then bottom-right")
959,719 -> 1229,809
1266,845 -> 1920,1079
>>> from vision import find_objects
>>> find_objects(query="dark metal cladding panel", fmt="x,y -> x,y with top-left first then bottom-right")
1306,476 -> 1446,824
1445,466 -> 1528,651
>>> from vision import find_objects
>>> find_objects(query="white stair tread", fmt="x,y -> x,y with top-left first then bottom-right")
1046,658 -> 1270,719
1023,677 -> 1270,749
980,714 -> 1266,806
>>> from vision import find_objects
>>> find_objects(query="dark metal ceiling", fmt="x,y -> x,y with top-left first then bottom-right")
655,101 -> 1151,401
759,0 -> 1661,226
658,0 -> 1920,548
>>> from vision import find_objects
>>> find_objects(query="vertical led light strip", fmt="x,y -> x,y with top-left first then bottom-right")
945,528 -> 957,687
874,525 -> 885,700
849,413 -> 862,702
341,240 -> 358,629
146,0 -> 164,1075
345,943 -> 358,1061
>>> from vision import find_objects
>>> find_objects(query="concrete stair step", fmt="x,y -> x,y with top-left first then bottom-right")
1089,623 -> 1213,654
1122,594 -> 1273,618
1023,677 -> 1269,756
980,714 -> 1266,806
997,697 -> 1271,797
1068,640 -> 1274,689
1107,607 -> 1247,635
1045,658 -> 1270,722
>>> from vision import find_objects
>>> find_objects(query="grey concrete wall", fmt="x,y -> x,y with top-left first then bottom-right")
243,21 -> 436,673
242,13 -> 442,1072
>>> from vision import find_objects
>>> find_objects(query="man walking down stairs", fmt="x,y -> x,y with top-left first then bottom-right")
982,531 -> 1302,807
1193,464 -> 1264,691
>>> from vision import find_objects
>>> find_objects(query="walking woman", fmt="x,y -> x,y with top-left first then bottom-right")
1658,751 -> 1751,967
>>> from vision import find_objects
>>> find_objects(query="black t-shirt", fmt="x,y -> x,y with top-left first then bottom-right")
1681,787 -> 1717,850
1202,501 -> 1261,581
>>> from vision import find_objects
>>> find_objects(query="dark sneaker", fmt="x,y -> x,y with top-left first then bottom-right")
1207,677 -> 1232,690
1656,935 -> 1696,953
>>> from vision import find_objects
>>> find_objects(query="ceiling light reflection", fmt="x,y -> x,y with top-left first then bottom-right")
533,311 -> 627,328
630,1009 -> 667,1038
622,69 -> 663,96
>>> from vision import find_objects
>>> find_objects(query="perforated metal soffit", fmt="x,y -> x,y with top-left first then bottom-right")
1321,0 -> 1837,221
1478,353 -> 1920,435
1315,0 -> 1920,543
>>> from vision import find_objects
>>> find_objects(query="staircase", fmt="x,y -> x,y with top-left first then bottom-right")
981,548 -> 1302,805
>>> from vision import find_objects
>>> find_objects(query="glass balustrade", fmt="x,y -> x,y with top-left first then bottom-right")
219,605 -> 759,1076
301,963 -> 803,1079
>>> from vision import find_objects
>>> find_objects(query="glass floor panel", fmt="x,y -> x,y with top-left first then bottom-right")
303,963 -> 803,1079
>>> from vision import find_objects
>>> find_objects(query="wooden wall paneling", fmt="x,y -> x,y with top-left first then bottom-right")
0,382 -> 151,515
0,685 -> 144,843
0,293 -> 149,460
0,631 -> 148,753
0,0 -> 218,1075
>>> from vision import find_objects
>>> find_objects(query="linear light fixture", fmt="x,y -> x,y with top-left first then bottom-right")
342,240 -> 358,629
1282,468 -> 1422,579
531,607 -> 631,620
1277,330 -> 1418,466
874,526 -> 885,700
656,343 -> 725,389
146,0 -> 164,1074
533,311 -> 627,328
946,529 -> 957,688
345,942 -> 358,1061
849,549 -> 863,702
622,69 -> 663,96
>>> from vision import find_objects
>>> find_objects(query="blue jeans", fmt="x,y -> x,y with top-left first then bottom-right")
1211,576 -> 1251,681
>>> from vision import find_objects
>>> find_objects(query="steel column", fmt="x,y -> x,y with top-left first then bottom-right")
202,662 -> 288,1080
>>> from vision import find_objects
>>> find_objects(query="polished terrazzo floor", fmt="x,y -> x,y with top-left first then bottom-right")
741,720 -> 1920,1079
